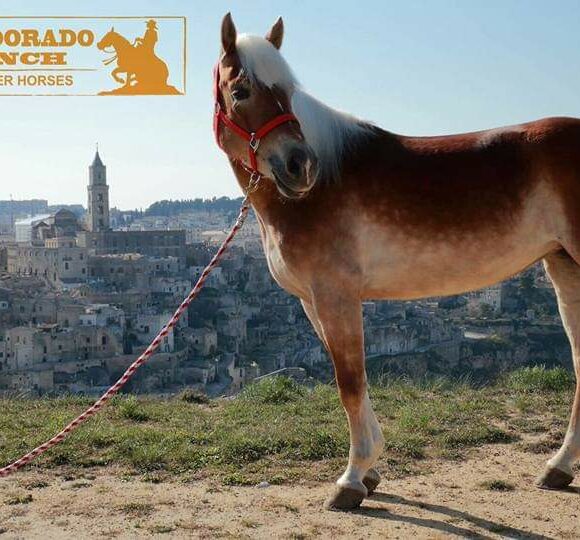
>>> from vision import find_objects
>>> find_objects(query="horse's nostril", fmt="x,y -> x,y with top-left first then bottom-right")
286,148 -> 307,178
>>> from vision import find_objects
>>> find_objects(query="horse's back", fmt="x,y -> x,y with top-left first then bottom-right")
399,116 -> 580,153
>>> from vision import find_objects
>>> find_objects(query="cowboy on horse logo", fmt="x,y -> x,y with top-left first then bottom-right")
97,19 -> 181,95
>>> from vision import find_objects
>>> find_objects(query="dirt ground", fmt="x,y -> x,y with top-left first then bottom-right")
0,445 -> 578,539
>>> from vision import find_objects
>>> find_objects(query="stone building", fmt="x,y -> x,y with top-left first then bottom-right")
225,355 -> 260,393
79,149 -> 186,258
79,304 -> 125,328
134,312 -> 176,352
86,149 -> 110,232
7,149 -> 186,285
0,245 -> 7,273
8,207 -> 87,285
14,214 -> 50,243
87,253 -> 150,290
189,326 -> 218,356
2,323 -> 122,371
467,284 -> 504,314
7,242 -> 87,284
77,229 -> 186,258
33,209 -> 83,243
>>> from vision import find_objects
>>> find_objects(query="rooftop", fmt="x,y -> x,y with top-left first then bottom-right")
14,214 -> 51,226
91,149 -> 104,168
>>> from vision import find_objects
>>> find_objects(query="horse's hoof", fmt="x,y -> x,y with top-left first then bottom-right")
536,466 -> 574,490
362,468 -> 381,495
324,484 -> 366,511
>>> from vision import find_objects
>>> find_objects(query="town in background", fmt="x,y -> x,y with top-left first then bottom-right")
0,151 -> 570,397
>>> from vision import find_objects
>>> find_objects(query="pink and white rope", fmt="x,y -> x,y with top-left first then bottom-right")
0,194 -> 254,478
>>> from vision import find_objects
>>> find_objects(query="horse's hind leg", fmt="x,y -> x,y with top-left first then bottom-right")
302,293 -> 384,510
538,250 -> 580,488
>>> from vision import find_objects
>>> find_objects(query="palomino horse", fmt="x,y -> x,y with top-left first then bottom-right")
215,13 -> 580,510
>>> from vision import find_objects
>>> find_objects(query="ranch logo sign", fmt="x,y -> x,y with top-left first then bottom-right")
0,17 -> 186,96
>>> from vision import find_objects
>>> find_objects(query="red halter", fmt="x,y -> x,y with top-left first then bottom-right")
213,63 -> 298,182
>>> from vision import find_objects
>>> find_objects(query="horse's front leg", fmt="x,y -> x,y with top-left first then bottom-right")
303,292 -> 384,510
111,67 -> 126,85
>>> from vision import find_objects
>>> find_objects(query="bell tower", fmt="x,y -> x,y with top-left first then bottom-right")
86,146 -> 110,232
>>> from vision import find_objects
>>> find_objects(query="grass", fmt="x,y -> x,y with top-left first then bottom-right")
119,397 -> 151,422
520,434 -> 563,454
505,365 -> 575,393
120,502 -> 155,518
148,524 -> 176,534
5,493 -> 33,505
0,369 -> 573,486
20,479 -> 49,490
239,376 -> 306,404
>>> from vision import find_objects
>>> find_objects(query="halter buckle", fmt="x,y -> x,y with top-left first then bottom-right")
249,133 -> 260,152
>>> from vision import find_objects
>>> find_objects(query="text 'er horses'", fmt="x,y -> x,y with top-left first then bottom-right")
215,13 -> 580,510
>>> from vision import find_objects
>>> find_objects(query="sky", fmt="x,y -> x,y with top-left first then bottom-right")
2,0 -> 580,210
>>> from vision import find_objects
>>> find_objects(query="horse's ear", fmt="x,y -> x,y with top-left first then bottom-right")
221,12 -> 237,54
265,17 -> 283,49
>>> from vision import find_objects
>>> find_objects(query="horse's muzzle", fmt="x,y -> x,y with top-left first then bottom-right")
269,145 -> 318,199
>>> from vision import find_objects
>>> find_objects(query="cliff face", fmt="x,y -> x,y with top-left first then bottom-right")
367,325 -> 571,383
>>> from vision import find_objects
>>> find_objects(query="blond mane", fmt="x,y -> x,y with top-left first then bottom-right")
236,34 -> 372,179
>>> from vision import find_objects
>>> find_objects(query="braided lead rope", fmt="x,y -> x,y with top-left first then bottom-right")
0,189 -> 256,478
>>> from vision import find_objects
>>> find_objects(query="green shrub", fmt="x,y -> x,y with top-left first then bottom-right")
220,437 -> 271,464
441,425 -> 514,449
384,432 -> 426,458
6,493 -> 33,505
177,389 -> 209,404
124,443 -> 168,471
507,366 -> 574,393
119,397 -> 150,422
295,430 -> 347,460
221,472 -> 255,486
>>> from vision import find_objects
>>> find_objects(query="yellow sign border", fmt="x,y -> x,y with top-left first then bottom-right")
0,16 -> 186,96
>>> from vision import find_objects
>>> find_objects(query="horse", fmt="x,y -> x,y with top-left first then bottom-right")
97,28 -> 169,92
214,13 -> 580,510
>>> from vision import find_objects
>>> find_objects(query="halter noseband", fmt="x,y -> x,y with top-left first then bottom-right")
213,63 -> 298,185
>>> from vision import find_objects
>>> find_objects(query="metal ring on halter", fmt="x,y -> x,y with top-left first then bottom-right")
249,133 -> 260,151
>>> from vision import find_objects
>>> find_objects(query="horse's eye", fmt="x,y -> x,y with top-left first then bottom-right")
232,86 -> 250,101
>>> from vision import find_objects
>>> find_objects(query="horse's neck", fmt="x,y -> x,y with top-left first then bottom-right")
112,34 -> 132,52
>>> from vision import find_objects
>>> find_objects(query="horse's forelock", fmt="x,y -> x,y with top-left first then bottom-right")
235,34 -> 296,92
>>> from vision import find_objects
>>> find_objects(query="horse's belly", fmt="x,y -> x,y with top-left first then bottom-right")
359,184 -> 563,300
362,233 -> 558,300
